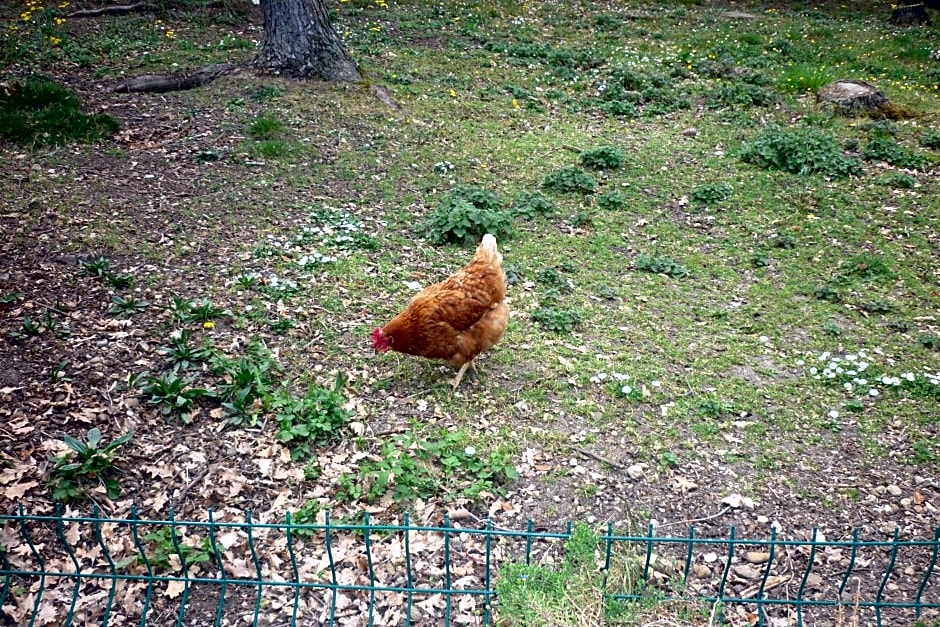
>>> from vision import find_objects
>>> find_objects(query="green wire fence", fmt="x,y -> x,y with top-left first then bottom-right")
1,505 -> 938,626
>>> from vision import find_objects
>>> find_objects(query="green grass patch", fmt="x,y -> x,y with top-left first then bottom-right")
0,78 -> 119,146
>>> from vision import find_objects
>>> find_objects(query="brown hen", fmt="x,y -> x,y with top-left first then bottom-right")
372,234 -> 508,390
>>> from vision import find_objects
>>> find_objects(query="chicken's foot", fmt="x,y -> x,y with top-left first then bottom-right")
450,360 -> 473,391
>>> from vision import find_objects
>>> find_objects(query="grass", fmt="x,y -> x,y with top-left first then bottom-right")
3,0 -> 940,621
0,77 -> 120,145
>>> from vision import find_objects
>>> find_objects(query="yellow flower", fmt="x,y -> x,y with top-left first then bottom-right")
511,98 -> 520,109
203,321 -> 215,329
165,30 -> 175,38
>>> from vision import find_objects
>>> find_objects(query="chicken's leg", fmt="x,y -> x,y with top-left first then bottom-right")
450,361 -> 473,391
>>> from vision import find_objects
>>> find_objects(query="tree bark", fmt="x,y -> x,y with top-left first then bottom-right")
891,3 -> 932,26
113,63 -> 237,93
254,0 -> 360,82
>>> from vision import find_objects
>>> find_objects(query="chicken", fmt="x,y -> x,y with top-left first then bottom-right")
372,234 -> 509,390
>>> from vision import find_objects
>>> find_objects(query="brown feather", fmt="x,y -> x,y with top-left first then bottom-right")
379,235 -> 508,368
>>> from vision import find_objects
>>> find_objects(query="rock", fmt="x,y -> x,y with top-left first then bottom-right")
722,493 -> 755,509
692,564 -> 711,578
746,551 -> 770,565
886,484 -> 902,497
806,573 -> 823,588
626,463 -> 646,480
682,128 -> 698,137
733,564 -> 761,580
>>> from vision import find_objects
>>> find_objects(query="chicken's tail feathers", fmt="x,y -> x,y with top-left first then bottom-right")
476,233 -> 502,265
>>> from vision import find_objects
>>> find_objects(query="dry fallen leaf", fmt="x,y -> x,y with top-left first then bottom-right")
164,580 -> 185,599
672,476 -> 698,493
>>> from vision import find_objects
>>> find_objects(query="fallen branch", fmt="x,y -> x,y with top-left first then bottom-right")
573,446 -> 625,469
740,573 -> 792,599
113,63 -> 238,94
67,3 -> 154,18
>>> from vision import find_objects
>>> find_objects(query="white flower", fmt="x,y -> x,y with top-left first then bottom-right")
819,352 -> 830,361
464,446 -> 476,456
621,385 -> 633,395
828,410 -> 839,419
651,380 -> 662,387
810,367 -> 818,375
869,388 -> 880,397
843,382 -> 853,391
796,359 -> 805,366
846,354 -> 857,362
759,336 -> 770,344
902,372 -> 915,382
858,362 -> 869,371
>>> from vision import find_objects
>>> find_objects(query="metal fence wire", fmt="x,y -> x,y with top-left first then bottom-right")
1,506 -> 939,626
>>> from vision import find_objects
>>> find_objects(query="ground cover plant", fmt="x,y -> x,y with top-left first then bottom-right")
1,0 -> 939,625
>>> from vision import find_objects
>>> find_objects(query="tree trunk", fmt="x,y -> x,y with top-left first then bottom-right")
254,0 -> 360,81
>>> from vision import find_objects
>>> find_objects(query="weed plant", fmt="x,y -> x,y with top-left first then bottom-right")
49,428 -> 134,502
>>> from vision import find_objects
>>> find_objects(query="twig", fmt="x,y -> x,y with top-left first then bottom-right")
572,446 -> 625,469
402,387 -> 434,400
708,599 -> 722,626
374,428 -> 408,437
657,506 -> 732,529
38,301 -> 69,317
173,466 -> 210,511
